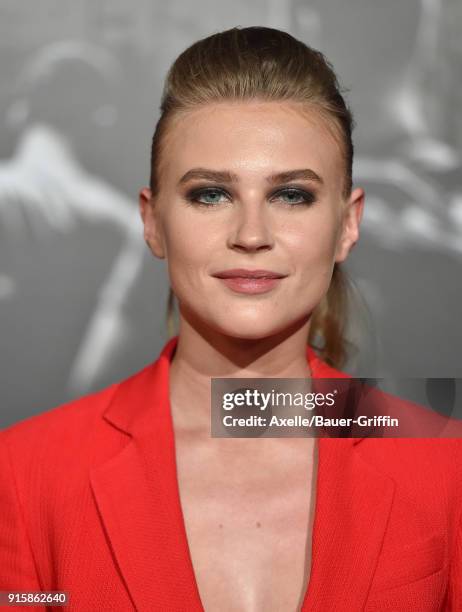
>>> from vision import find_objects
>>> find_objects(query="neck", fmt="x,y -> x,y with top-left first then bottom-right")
168,314 -> 313,433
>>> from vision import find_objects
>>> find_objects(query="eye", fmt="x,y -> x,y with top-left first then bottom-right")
271,188 -> 316,206
186,187 -> 230,206
184,185 -> 316,208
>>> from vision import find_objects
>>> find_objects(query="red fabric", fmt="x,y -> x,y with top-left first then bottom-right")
1,335 -> 461,611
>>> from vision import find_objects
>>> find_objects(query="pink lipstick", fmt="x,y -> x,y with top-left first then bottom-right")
211,269 -> 287,294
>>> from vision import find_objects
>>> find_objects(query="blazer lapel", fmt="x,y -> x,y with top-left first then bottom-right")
90,336 -> 396,611
90,338 -> 204,611
301,437 -> 396,611
302,355 -> 396,610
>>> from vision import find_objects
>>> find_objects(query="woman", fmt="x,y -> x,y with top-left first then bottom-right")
1,26 -> 461,612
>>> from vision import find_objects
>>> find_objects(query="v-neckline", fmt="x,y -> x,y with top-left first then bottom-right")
161,337 -> 326,610
95,335 -> 394,611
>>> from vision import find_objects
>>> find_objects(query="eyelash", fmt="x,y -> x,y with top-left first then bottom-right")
185,186 -> 316,208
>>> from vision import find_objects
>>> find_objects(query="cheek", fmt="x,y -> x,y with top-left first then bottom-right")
161,211 -> 215,287
161,209 -> 197,257
280,213 -> 340,307
283,212 -> 339,270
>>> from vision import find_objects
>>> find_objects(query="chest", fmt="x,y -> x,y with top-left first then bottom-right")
173,437 -> 318,611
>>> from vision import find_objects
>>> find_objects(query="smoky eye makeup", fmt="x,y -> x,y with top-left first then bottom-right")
183,183 -> 318,207
271,186 -> 317,206
184,185 -> 231,206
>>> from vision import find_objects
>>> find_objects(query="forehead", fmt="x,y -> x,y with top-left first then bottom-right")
160,101 -> 345,191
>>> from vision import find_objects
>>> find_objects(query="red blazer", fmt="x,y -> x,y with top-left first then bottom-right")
1,335 -> 461,611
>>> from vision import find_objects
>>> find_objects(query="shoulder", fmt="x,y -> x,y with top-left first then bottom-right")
357,436 -> 462,479
0,359 -> 158,475
1,382 -> 118,451
0,385 -> 116,499
352,435 -> 462,533
350,383 -> 462,487
0,358 -> 166,543
312,357 -> 462,510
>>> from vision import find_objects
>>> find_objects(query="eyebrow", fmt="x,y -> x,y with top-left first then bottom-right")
178,167 -> 324,186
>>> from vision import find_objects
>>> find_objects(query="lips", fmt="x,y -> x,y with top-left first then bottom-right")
212,269 -> 287,279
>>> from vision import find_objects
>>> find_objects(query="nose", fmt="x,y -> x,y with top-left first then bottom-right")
227,200 -> 274,253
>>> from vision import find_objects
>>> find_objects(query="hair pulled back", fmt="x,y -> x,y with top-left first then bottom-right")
151,26 -> 358,369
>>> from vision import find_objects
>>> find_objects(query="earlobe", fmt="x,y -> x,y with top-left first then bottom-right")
138,187 -> 166,259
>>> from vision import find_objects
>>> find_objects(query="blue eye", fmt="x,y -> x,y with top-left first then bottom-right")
271,188 -> 316,206
185,186 -> 316,207
187,188 -> 229,206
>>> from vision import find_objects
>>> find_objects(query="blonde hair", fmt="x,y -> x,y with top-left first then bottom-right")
151,26 -> 360,369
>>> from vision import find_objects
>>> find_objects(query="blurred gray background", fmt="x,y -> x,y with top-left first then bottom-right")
1,0 -> 461,428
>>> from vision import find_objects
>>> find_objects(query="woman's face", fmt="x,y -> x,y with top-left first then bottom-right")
140,101 -> 364,339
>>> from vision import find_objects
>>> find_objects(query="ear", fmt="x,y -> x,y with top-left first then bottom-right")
335,187 -> 365,263
138,187 -> 166,259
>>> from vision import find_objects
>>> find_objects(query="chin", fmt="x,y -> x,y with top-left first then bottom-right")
210,313 -> 295,341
